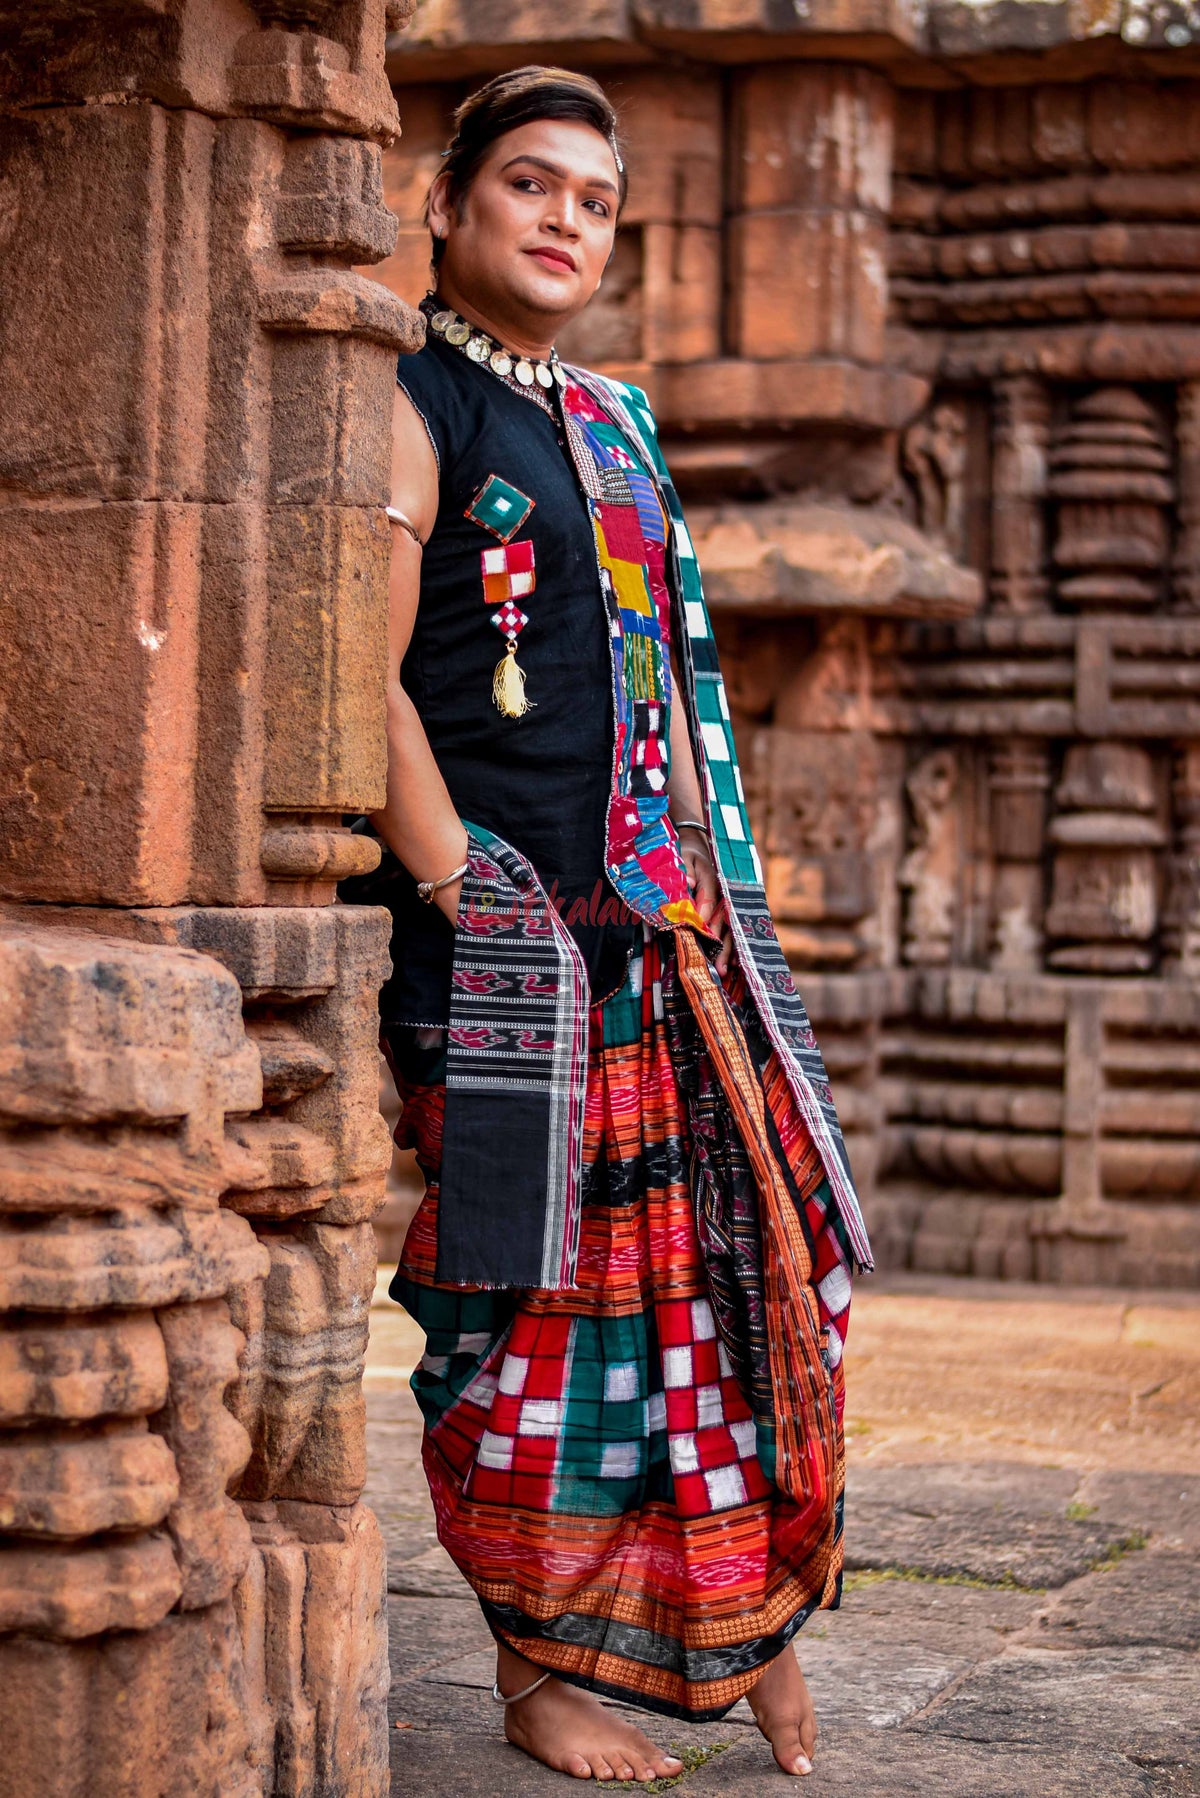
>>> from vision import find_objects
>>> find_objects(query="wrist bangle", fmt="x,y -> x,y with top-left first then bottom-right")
416,859 -> 468,904
673,818 -> 709,836
386,505 -> 422,544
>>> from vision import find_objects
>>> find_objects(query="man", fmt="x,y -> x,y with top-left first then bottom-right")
354,65 -> 871,1784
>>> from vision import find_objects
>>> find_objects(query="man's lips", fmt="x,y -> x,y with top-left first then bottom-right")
524,247 -> 576,272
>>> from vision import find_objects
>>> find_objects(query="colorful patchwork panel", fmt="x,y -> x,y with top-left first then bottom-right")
465,473 -> 535,543
480,539 -> 535,604
624,469 -> 667,544
557,377 -> 708,940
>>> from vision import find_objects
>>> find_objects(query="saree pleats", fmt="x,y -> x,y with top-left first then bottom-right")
388,928 -> 850,1721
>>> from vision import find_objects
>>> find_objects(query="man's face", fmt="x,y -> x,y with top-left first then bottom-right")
431,118 -> 620,331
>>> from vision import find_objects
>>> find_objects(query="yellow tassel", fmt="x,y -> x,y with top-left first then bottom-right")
492,638 -> 534,718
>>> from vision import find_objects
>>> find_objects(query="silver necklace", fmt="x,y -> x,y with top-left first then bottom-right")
423,298 -> 567,395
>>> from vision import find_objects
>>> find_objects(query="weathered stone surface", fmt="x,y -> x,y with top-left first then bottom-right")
845,1462 -> 1142,1587
0,2 -> 403,1790
0,1421 -> 179,1539
0,920 -> 260,1131
0,1600 -> 259,1798
0,1313 -> 169,1424
0,1535 -> 183,1639
692,502 -> 982,618
0,0 -> 402,137
230,1221 -> 375,1505
644,1730 -> 1165,1796
1032,1551 -> 1200,1649
915,1644 -> 1198,1759
238,1500 -> 390,1798
0,89 -> 418,911
1076,1471 -> 1200,1551
0,1207 -> 267,1313
153,1301 -> 254,1610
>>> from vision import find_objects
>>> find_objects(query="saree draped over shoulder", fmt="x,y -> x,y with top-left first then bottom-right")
349,314 -> 873,1721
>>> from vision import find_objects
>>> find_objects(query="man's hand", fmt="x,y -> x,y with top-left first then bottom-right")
680,834 -> 731,978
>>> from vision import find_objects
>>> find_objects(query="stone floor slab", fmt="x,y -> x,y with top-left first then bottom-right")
388,1593 -> 494,1682
1029,1551 -> 1200,1651
1074,1472 -> 1200,1552
915,1645 -> 1199,1759
387,1541 -> 469,1599
846,1462 -> 1135,1587
690,1730 -> 1165,1797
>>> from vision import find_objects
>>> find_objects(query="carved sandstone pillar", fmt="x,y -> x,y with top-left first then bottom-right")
1050,387 -> 1173,611
990,373 -> 1051,614
989,743 -> 1051,972
0,3 -> 415,1791
1046,744 -> 1165,973
1173,379 -> 1200,613
1163,744 -> 1200,975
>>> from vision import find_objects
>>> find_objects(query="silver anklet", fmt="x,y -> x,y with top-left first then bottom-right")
491,1670 -> 553,1705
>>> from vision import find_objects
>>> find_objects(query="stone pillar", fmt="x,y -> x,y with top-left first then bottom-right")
1046,744 -> 1165,973
727,64 -> 892,365
0,3 -> 417,1791
989,743 -> 1050,972
1050,387 -> 1173,610
1173,379 -> 1200,613
1163,744 -> 1200,975
990,373 -> 1051,614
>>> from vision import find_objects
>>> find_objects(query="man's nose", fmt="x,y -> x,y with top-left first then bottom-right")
545,196 -> 581,237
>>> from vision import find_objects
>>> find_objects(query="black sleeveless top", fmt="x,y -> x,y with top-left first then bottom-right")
357,333 -> 639,1028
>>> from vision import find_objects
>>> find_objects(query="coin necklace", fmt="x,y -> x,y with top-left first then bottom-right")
422,296 -> 567,400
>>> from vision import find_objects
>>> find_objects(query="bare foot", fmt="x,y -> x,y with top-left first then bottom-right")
496,1642 -> 685,1783
746,1645 -> 817,1777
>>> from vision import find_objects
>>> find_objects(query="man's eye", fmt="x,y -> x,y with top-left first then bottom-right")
584,200 -> 610,218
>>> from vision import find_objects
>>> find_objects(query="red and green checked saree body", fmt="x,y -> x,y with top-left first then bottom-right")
390,926 -> 853,1720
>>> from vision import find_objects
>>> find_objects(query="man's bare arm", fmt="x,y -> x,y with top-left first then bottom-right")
367,384 -> 469,925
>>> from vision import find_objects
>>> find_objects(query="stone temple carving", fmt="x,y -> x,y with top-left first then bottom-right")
377,8 -> 1200,1292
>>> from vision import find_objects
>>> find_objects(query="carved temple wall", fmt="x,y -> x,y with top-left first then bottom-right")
377,4 -> 1200,1289
0,2 -> 417,1789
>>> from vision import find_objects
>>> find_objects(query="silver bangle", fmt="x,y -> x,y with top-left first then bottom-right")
673,817 -> 709,836
416,860 -> 468,904
385,504 -> 422,544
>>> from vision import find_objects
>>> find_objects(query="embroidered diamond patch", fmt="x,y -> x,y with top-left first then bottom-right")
465,474 -> 535,544
481,539 -> 536,604
490,602 -> 529,638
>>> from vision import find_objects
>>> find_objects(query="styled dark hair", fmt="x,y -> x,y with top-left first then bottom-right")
425,66 -> 627,267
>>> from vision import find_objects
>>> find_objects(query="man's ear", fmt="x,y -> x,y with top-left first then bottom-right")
427,169 -> 454,237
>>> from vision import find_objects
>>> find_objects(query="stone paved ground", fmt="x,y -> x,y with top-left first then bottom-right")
366,1275 -> 1200,1797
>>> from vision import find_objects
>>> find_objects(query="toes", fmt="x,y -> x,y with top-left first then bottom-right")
564,1755 -> 592,1780
771,1723 -> 812,1778
609,1759 -> 636,1781
593,1757 -> 617,1782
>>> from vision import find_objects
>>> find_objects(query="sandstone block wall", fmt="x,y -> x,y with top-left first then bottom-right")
0,2 -> 419,1790
380,4 -> 1200,1288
